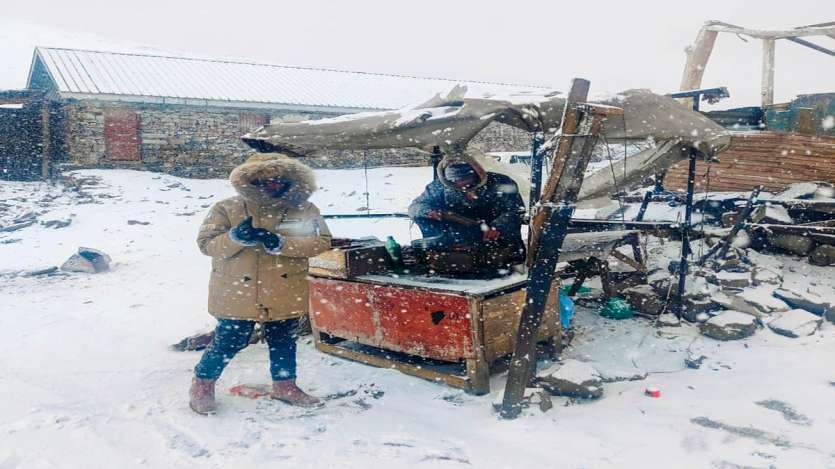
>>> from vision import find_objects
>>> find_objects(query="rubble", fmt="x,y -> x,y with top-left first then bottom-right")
712,291 -> 761,316
41,219 -> 72,229
773,288 -> 833,320
622,284 -> 665,316
775,181 -> 835,200
595,367 -> 648,383
808,244 -> 835,266
767,309 -> 823,338
751,267 -> 782,286
737,286 -> 791,315
684,355 -> 707,369
712,271 -> 752,289
534,359 -> 603,399
524,389 -> 554,413
765,232 -> 815,256
60,247 -> 112,274
681,295 -> 718,322
0,218 -> 37,232
699,311 -> 759,341
656,313 -> 681,327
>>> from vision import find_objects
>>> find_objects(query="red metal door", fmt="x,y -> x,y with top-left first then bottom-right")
104,107 -> 140,161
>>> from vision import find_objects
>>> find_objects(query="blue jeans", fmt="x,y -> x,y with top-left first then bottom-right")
194,318 -> 299,381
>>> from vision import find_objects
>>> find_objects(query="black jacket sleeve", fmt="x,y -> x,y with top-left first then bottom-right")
487,179 -> 524,234
408,181 -> 445,219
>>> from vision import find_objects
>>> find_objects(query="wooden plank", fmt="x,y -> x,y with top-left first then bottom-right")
314,341 -> 472,391
481,287 -> 559,363
611,249 -> 646,273
664,132 -> 835,192
466,299 -> 490,394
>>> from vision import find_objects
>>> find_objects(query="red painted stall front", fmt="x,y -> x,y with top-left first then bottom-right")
309,277 -> 475,362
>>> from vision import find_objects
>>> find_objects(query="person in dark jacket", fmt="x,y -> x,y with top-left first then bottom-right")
408,162 -> 526,270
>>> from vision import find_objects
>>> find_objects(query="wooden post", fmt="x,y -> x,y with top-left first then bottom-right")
761,38 -> 776,107
41,100 -> 51,180
680,27 -> 719,105
499,79 -> 622,419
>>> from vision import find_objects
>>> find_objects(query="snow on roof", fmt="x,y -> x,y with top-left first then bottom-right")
28,47 -> 551,113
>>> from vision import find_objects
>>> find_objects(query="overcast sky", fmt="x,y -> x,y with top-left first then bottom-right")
2,0 -> 833,108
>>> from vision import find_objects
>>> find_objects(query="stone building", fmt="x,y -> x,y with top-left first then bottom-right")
0,47 -> 545,180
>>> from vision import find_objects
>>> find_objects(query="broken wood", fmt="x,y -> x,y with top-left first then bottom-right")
699,185 -> 763,265
500,78 -> 622,419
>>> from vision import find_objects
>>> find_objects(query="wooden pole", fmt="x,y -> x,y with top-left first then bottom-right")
761,38 -> 776,107
680,27 -> 719,94
500,79 -> 622,419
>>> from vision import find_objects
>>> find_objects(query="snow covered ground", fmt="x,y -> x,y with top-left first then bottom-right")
1,169 -> 834,469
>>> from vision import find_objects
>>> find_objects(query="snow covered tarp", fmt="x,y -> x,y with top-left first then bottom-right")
243,87 -> 730,201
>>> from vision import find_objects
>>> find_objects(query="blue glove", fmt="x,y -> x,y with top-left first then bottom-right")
229,217 -> 258,246
256,229 -> 284,255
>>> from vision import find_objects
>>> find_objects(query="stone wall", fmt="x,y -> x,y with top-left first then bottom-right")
57,100 -> 533,178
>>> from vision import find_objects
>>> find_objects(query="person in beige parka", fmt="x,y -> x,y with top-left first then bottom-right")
189,153 -> 332,414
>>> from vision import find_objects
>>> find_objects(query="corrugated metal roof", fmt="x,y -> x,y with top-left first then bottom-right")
28,47 -> 551,112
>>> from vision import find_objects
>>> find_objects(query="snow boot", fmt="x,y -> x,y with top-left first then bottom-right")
271,379 -> 323,408
189,377 -> 217,415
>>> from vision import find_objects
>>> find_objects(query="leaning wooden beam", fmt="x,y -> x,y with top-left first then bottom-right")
680,28 -> 719,92
500,78 -> 623,419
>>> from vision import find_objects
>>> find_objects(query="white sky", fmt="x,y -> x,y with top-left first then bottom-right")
2,0 -> 834,109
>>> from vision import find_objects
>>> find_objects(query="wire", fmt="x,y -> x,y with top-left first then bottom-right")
362,150 -> 370,216
697,161 -> 713,259
600,134 -> 627,224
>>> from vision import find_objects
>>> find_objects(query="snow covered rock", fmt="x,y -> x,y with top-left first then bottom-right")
767,309 -> 822,338
535,360 -> 603,399
623,285 -> 664,316
776,181 -> 835,200
60,247 -> 112,273
681,295 -> 718,322
809,244 -> 835,266
699,311 -> 758,341
712,271 -> 752,289
523,388 -> 554,413
713,291 -> 758,316
773,288 -> 833,320
737,286 -> 791,315
766,233 -> 815,256
751,267 -> 782,286
41,218 -> 72,229
657,313 -> 681,327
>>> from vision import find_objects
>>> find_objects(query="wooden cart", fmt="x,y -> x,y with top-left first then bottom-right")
308,273 -> 560,394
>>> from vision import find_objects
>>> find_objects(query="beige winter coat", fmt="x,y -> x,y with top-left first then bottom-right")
197,153 -> 332,321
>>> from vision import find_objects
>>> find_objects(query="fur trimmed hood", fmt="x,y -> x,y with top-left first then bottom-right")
229,153 -> 317,207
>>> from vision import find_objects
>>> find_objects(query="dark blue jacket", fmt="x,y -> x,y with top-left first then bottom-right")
408,172 -> 524,245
